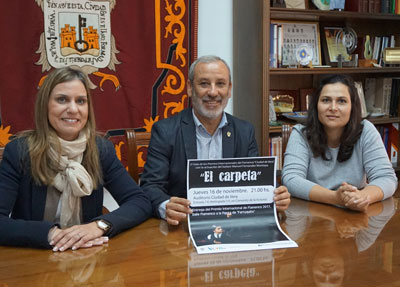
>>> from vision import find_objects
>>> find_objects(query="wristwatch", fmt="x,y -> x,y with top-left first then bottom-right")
96,220 -> 111,235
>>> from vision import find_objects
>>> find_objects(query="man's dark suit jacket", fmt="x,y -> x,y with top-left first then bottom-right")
0,137 -> 152,249
140,108 -> 259,217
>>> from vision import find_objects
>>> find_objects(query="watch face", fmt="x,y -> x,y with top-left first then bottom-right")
98,220 -> 110,230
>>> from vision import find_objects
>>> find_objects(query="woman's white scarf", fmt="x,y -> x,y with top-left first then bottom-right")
48,132 -> 94,228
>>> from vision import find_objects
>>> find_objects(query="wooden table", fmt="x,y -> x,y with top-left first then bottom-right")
0,196 -> 399,287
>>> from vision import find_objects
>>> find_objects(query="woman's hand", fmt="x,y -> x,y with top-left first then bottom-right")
336,216 -> 368,239
338,182 -> 370,212
49,222 -> 109,252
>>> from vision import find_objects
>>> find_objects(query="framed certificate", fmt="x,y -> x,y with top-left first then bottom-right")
271,20 -> 322,67
321,26 -> 351,66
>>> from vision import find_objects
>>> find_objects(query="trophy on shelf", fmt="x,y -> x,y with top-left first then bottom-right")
311,0 -> 330,10
335,27 -> 358,67
359,35 -> 377,67
329,0 -> 345,10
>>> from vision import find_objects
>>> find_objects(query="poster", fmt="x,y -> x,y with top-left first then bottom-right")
187,157 -> 297,254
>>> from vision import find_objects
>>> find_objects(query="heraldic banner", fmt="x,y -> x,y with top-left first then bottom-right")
0,0 -> 198,153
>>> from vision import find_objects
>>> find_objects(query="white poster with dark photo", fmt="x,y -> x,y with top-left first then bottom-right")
187,157 -> 297,254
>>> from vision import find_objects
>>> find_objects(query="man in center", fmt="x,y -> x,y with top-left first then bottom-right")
140,55 -> 290,225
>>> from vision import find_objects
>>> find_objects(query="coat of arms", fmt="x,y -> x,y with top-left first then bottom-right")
35,0 -> 121,90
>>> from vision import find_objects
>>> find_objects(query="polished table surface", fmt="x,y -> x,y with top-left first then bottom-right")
0,196 -> 399,287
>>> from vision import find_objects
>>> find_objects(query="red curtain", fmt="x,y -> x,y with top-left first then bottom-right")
0,0 -> 198,147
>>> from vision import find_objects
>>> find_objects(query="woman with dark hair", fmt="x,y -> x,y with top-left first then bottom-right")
0,67 -> 151,250
282,74 -> 397,211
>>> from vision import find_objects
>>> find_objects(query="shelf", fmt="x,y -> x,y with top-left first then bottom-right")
231,1 -> 400,157
368,117 -> 400,125
268,117 -> 400,134
269,125 -> 283,133
269,67 -> 400,75
270,8 -> 400,22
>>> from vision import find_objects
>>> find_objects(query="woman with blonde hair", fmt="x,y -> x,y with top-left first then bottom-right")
0,67 -> 151,251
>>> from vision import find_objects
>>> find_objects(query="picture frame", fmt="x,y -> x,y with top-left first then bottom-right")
284,0 -> 308,9
321,26 -> 352,66
271,20 -> 322,67
271,0 -> 286,8
384,48 -> 400,64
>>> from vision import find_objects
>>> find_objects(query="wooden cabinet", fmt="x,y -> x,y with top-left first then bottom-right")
233,0 -> 400,162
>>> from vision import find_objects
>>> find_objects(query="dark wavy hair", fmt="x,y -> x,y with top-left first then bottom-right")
303,74 -> 363,162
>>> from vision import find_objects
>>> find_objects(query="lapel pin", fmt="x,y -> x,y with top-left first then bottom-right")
227,131 -> 231,137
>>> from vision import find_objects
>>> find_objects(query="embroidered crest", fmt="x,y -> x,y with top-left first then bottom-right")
44,0 -> 111,68
35,0 -> 121,90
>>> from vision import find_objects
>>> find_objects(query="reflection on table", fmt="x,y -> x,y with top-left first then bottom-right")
0,197 -> 398,286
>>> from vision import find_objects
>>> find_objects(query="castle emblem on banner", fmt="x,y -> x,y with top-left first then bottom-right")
35,0 -> 121,90
44,0 -> 111,68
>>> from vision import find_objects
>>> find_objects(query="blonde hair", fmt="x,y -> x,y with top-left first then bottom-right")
23,67 -> 101,187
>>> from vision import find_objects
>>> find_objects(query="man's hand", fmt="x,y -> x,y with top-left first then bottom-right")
49,222 -> 109,252
274,186 -> 291,212
166,197 -> 192,225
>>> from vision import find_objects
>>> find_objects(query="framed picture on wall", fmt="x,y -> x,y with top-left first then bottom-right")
271,20 -> 322,67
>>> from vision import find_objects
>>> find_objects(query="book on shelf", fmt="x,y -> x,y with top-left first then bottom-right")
362,0 -> 370,12
269,136 -> 283,170
388,123 -> 399,163
379,36 -> 389,66
381,0 -> 390,13
390,35 -> 395,48
277,24 -> 283,68
364,78 -> 376,113
391,0 -> 396,13
345,0 -> 368,12
269,24 -> 277,68
346,0 -> 400,14
396,0 -> 400,14
355,82 -> 369,118
369,0 -> 381,13
375,77 -> 392,116
389,78 -> 400,117
269,23 -> 283,68
376,123 -> 399,163
299,88 -> 314,111
363,77 -> 400,117
372,36 -> 381,61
